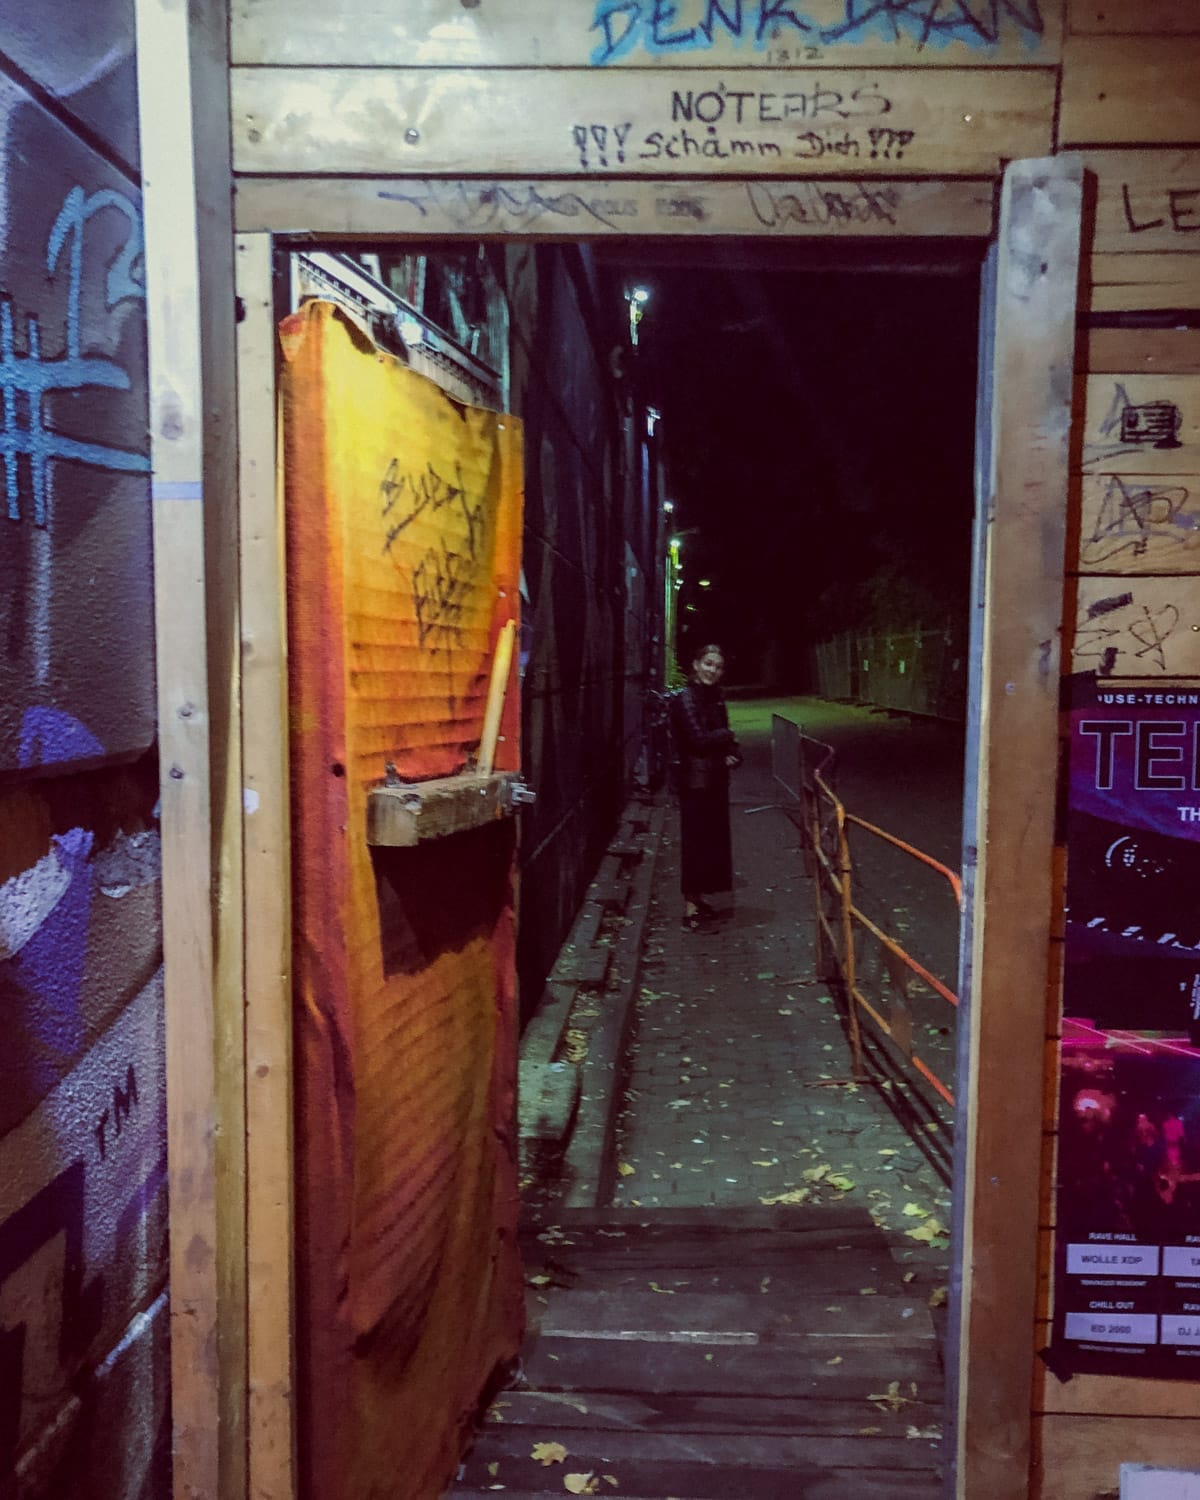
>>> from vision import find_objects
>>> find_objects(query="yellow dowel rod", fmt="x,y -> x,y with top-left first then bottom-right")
477,618 -> 516,777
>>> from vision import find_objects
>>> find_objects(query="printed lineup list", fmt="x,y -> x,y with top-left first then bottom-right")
1062,1208 -> 1200,1373
1053,676 -> 1200,1379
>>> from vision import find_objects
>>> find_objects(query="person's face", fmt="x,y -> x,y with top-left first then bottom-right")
693,649 -> 724,686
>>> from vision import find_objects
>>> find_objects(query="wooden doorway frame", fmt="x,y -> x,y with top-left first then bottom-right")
148,163 -> 1080,1500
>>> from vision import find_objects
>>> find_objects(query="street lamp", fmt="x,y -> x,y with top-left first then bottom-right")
627,284 -> 651,346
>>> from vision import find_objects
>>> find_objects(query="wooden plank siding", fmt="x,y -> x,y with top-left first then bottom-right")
1068,0 -> 1200,35
234,174 -> 995,239
232,0 -> 1063,69
216,5 -> 1200,1500
1083,151 -> 1200,256
1036,309 -> 1200,1497
1060,37 -> 1200,145
232,66 -> 1056,179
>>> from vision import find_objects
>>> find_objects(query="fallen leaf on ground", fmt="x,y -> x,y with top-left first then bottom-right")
902,1203 -> 927,1218
907,1218 -> 949,1245
617,1162 -> 636,1178
903,1271 -> 917,1284
827,1174 -> 855,1192
487,1462 -> 499,1477
759,1188 -> 810,1206
802,1165 -> 830,1183
648,1281 -> 675,1295
532,1442 -> 569,1466
859,1426 -> 882,1436
929,1286 -> 949,1308
859,1287 -> 878,1296
868,1381 -> 912,1413
907,1424 -> 943,1441
826,1355 -> 843,1366
564,1473 -> 601,1494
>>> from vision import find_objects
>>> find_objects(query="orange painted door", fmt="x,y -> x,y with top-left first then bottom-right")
280,301 -> 525,1500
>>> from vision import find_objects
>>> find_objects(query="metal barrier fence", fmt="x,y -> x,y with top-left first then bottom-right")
772,714 -> 962,1108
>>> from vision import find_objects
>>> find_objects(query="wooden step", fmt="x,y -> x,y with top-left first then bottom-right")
447,1211 -> 944,1499
531,1289 -> 935,1344
519,1333 -> 942,1398
485,1388 -> 944,1438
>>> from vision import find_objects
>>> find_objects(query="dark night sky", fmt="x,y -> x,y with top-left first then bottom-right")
613,261 -> 981,684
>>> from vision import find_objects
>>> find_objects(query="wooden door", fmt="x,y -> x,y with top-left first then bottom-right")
234,237 -> 526,1500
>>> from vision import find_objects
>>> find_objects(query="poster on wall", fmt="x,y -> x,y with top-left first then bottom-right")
1052,675 -> 1200,1379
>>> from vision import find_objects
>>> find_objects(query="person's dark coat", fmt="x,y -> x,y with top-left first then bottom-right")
670,681 -> 739,897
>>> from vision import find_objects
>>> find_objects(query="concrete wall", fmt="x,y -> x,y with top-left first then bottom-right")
0,5 -> 167,1496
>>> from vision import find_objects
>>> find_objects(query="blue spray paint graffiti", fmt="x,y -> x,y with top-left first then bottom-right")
1,186 -> 150,527
18,707 -> 105,771
590,0 -> 1045,63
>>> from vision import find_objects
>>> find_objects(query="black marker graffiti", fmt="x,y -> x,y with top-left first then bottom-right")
1121,183 -> 1200,238
378,458 -> 489,654
670,81 -> 891,124
378,180 -> 638,232
1076,599 -> 1181,676
746,180 -> 902,227
1082,475 -> 1195,566
412,538 -> 476,652
571,122 -> 634,170
379,457 -> 485,559
1085,382 -> 1188,468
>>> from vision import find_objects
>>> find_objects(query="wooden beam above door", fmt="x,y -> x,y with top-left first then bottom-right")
231,66 -> 1055,179
235,174 -> 994,240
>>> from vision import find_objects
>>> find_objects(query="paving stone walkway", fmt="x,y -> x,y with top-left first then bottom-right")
611,700 -> 953,1239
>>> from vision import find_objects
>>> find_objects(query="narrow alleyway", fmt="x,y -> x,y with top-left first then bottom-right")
448,698 -> 962,1498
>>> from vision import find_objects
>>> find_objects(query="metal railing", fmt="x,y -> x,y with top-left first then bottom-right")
772,715 -> 962,1108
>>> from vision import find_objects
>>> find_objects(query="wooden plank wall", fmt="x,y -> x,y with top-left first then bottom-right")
222,2 -> 1200,1498
1042,7 -> 1200,1495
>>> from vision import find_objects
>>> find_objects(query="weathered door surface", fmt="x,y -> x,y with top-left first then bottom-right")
280,300 -> 525,1500
950,156 -> 1082,1500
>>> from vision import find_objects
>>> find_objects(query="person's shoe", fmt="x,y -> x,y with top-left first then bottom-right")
694,898 -> 718,919
683,904 -> 701,931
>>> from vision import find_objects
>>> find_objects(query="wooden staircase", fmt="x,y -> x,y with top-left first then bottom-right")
446,1207 -> 946,1499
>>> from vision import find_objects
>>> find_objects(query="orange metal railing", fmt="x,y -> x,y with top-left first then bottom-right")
775,716 -> 962,1109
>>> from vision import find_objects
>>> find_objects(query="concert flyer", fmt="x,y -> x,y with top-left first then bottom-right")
1052,676 -> 1200,1379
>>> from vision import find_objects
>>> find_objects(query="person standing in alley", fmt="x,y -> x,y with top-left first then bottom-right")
670,643 -> 741,930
